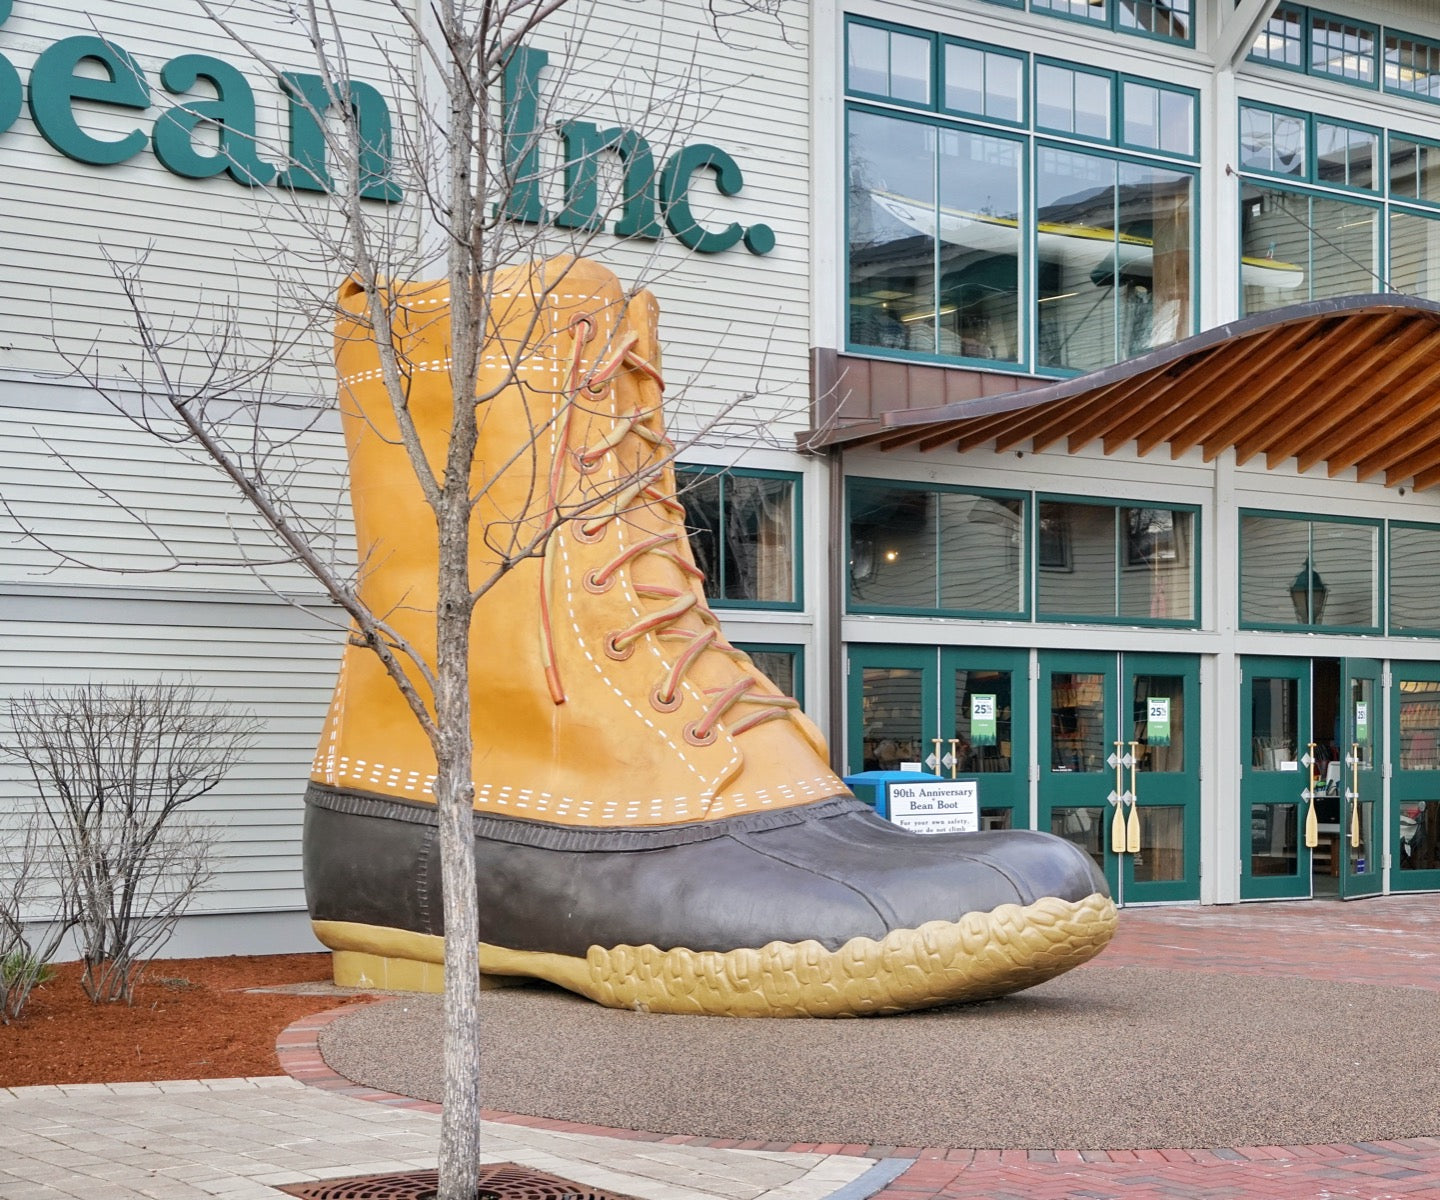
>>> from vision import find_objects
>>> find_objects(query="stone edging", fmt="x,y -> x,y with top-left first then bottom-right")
274,1001 -> 1440,1167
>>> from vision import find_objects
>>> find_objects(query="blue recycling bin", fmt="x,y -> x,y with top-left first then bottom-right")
843,769 -> 948,820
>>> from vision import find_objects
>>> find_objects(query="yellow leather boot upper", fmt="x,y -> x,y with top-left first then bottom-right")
312,257 -> 847,827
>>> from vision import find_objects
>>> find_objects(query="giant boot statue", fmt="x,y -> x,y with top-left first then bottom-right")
303,257 -> 1117,1017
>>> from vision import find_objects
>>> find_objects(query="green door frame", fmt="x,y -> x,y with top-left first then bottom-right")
1122,652 -> 1201,903
1390,661 -> 1440,893
1240,655 -> 1311,900
1039,650 -> 1120,897
939,647 -> 1031,830
1338,657 -> 1383,900
846,645 -> 1031,829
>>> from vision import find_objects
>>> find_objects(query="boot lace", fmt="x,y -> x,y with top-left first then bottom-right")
538,313 -> 798,748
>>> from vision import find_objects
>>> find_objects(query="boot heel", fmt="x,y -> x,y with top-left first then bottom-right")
332,949 -> 443,994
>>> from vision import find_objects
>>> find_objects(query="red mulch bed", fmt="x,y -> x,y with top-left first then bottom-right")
0,954 -> 373,1087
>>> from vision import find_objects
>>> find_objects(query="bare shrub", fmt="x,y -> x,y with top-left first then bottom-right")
0,812 -> 76,1023
0,682 -> 259,1003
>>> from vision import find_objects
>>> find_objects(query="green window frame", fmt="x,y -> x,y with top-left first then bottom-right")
1388,133 -> 1440,209
1018,0 -> 1192,46
1389,522 -> 1440,635
1314,118 -> 1381,194
1385,32 -> 1440,103
1238,510 -> 1382,633
845,17 -> 937,110
676,465 -> 803,611
940,37 -> 1027,127
1035,496 -> 1200,627
1035,59 -> 1115,143
1308,11 -> 1379,87
1249,4 -> 1307,71
734,642 -> 805,708
843,18 -> 1201,378
847,478 -> 1029,619
1238,103 -> 1308,180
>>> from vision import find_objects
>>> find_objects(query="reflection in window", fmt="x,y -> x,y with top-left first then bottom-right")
677,469 -> 797,605
1118,0 -> 1190,42
1037,501 -> 1195,622
1314,122 -> 1377,190
944,44 -> 1023,122
1385,35 -> 1440,100
848,481 -> 1024,614
1240,184 -> 1377,315
1123,82 -> 1194,156
1250,5 -> 1305,66
847,111 -> 1022,362
1391,525 -> 1440,630
1389,139 -> 1440,204
1239,106 -> 1306,176
1036,149 -> 1193,370
1399,680 -> 1440,770
953,668 -> 1015,774
1031,0 -> 1107,25
1251,675 -> 1298,770
847,23 -> 932,103
1400,800 -> 1440,870
1250,803 -> 1299,876
1132,806 -> 1185,881
1391,211 -> 1440,301
1051,672 -> 1107,773
1310,15 -> 1376,85
1051,807 -> 1104,868
1239,513 -> 1378,629
1035,63 -> 1112,139
741,647 -> 800,705
861,667 -> 924,771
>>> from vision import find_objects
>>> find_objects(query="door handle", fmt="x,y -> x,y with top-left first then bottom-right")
1110,740 -> 1127,854
1127,740 -> 1141,855
1349,742 -> 1361,849
1304,741 -> 1319,849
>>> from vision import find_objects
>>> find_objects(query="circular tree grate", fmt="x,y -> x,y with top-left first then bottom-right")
278,1162 -> 641,1200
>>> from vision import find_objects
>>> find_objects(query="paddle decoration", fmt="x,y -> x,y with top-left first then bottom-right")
1349,743 -> 1362,849
1303,743 -> 1319,850
1107,742 -> 1131,855
1127,741 -> 1142,855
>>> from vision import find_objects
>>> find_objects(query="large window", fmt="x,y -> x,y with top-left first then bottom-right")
1012,0 -> 1191,44
677,467 -> 800,609
848,480 -> 1026,616
1251,5 -> 1440,108
846,480 -> 1197,626
846,19 -> 1198,375
1239,512 -> 1380,631
1037,500 -> 1196,623
1236,106 -> 1440,315
1391,524 -> 1440,633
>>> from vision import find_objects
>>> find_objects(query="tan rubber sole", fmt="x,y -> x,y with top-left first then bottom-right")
315,891 -> 1117,1017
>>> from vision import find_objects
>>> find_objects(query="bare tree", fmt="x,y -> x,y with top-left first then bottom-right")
0,683 -> 258,1003
8,3 -> 799,1195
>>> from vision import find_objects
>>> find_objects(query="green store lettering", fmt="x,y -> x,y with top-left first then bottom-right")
0,0 -> 399,200
502,46 -> 774,256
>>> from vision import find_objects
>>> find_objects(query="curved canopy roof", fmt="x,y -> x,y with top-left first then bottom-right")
821,295 -> 1440,491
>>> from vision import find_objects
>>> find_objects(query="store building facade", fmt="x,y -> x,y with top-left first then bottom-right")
6,0 -> 1440,958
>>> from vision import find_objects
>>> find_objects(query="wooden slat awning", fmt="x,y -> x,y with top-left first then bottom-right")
814,295 -> 1440,490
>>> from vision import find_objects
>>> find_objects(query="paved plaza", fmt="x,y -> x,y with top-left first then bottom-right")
4,896 -> 1440,1200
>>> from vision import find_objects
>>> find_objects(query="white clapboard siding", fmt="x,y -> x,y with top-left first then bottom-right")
0,394 -> 351,594
0,611 -> 344,919
0,0 -> 811,444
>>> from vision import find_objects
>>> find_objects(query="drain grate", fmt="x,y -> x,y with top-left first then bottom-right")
277,1161 -> 641,1200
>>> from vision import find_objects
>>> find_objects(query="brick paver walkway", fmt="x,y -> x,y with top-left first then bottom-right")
280,894 -> 1440,1200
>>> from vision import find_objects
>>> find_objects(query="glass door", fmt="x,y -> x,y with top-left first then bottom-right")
1338,658 -> 1382,900
848,645 -> 1030,830
1123,654 -> 1200,903
1040,651 -> 1118,895
1391,663 -> 1440,893
1041,651 -> 1200,903
1240,656 -> 1310,900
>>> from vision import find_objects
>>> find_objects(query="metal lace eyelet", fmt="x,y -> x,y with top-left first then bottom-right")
583,568 -> 613,595
684,721 -> 717,747
650,685 -> 683,714
572,520 -> 606,545
604,634 -> 634,661
569,314 -> 595,341
573,448 -> 602,475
